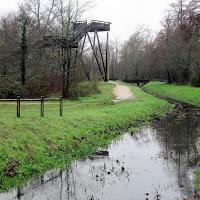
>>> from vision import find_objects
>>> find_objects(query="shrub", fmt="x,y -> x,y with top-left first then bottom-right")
25,77 -> 43,98
0,81 -> 27,99
68,83 -> 80,100
69,81 -> 100,100
25,72 -> 61,98
190,71 -> 200,87
78,81 -> 100,97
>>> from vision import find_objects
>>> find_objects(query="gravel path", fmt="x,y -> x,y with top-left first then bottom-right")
113,82 -> 134,102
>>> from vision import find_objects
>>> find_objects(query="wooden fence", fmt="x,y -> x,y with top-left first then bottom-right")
0,96 -> 64,117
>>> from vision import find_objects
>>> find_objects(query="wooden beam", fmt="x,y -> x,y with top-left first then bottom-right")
95,31 -> 106,71
87,33 -> 105,80
105,31 -> 109,82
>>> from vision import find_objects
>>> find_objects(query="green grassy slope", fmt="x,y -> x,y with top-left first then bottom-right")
143,82 -> 200,107
0,83 -> 172,191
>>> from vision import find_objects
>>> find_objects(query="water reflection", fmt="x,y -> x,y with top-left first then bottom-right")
0,108 -> 200,200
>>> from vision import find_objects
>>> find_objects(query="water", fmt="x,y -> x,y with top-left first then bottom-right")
1,107 -> 200,200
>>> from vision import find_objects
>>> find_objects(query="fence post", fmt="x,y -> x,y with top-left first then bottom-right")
41,96 -> 45,117
60,96 -> 63,116
17,96 -> 21,118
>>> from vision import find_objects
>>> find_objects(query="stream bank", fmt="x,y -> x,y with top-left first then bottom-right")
0,84 -> 172,192
1,105 -> 199,200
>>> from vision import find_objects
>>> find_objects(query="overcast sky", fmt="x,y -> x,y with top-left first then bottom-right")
0,0 -> 175,41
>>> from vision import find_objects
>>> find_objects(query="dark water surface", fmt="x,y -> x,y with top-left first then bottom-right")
0,107 -> 200,200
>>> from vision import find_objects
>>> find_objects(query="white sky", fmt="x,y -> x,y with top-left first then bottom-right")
0,0 -> 175,41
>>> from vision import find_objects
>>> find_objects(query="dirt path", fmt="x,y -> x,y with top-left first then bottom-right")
112,82 -> 135,102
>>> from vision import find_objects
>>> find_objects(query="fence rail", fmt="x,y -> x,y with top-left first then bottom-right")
0,96 -> 64,117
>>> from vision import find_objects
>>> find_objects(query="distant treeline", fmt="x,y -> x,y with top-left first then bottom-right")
110,0 -> 200,87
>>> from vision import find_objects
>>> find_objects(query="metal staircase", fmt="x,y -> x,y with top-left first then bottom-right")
43,20 -> 111,49
71,20 -> 110,44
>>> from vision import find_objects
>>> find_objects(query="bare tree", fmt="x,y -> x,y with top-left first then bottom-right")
18,10 -> 29,86
118,26 -> 153,81
52,0 -> 92,97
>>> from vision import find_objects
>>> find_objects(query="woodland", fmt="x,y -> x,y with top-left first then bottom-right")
0,0 -> 199,100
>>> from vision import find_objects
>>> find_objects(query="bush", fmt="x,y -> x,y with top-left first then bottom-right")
25,72 -> 61,98
25,77 -> 43,98
0,81 -> 27,99
68,83 -> 80,100
78,81 -> 100,97
69,81 -> 100,100
190,71 -> 200,87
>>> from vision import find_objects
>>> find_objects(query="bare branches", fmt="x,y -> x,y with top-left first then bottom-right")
20,0 -> 58,34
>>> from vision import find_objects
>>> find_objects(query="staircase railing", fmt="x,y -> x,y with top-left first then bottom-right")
71,22 -> 88,44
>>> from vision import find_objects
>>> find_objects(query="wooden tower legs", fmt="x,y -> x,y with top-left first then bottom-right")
106,31 -> 109,82
86,31 -> 109,82
75,31 -> 110,82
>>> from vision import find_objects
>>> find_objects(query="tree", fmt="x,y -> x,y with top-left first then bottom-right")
118,26 -> 153,81
109,40 -> 120,80
19,11 -> 29,86
51,0 -> 92,97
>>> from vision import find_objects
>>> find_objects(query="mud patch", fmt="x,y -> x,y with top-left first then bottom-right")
113,83 -> 134,102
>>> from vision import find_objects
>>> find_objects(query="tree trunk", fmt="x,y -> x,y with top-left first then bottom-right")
61,47 -> 67,98
66,48 -> 71,98
167,70 -> 172,84
21,19 -> 28,86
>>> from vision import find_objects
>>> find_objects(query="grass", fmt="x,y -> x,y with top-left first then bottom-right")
196,170 -> 200,191
143,81 -> 200,107
0,82 -> 172,192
